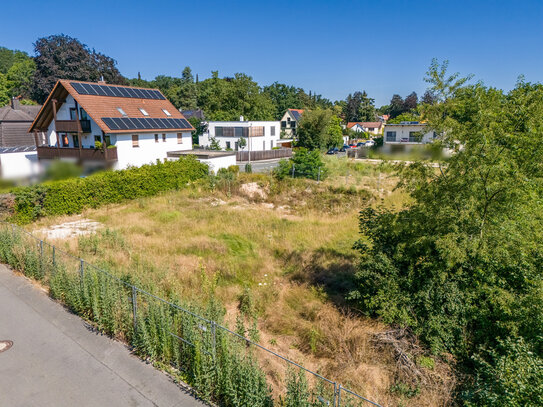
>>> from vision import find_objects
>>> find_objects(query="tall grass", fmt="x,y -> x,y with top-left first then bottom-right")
0,225 -> 347,406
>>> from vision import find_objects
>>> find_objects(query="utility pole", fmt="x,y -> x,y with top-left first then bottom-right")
248,122 -> 252,167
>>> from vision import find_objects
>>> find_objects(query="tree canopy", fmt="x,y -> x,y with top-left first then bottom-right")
349,60 -> 543,404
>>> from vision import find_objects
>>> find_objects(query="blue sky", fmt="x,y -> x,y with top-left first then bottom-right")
1,0 -> 542,105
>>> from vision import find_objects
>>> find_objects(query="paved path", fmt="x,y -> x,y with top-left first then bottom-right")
0,265 -> 206,407
237,158 -> 282,173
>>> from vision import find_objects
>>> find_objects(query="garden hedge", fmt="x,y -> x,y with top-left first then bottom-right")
12,156 -> 209,223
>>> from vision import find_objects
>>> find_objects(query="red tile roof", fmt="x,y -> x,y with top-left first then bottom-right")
30,80 -> 193,134
347,121 -> 382,129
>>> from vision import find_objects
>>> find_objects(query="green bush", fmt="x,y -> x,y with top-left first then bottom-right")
12,156 -> 209,223
274,148 -> 328,181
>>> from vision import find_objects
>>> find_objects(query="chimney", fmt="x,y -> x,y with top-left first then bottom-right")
11,97 -> 20,110
98,75 -> 106,85
240,115 -> 244,122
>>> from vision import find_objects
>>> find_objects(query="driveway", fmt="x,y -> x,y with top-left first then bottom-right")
0,264 -> 206,407
237,158 -> 283,173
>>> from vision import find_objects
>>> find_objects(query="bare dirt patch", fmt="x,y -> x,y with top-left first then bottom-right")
35,217 -> 102,240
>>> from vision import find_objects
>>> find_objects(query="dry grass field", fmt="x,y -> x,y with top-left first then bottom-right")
30,157 -> 454,406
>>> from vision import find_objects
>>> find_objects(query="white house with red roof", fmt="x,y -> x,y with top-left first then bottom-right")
347,121 -> 383,135
280,108 -> 304,138
30,80 -> 197,171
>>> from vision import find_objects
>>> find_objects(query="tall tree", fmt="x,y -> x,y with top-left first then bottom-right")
296,108 -> 341,150
403,91 -> 418,111
262,82 -> 304,119
31,34 -> 125,103
388,94 -> 405,118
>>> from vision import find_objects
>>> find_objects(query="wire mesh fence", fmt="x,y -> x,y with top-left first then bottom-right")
0,221 -> 384,407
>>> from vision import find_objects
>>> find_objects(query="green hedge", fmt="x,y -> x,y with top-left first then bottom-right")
12,156 -> 209,223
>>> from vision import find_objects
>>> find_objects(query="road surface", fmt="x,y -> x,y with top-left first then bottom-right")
0,264 -> 206,407
237,158 -> 282,173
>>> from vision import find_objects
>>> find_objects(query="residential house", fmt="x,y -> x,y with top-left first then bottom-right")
347,121 -> 383,135
280,109 -> 304,138
0,98 -> 42,179
383,122 -> 436,144
29,80 -> 197,171
180,109 -> 205,120
199,118 -> 281,152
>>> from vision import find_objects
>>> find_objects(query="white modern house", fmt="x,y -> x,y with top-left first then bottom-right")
199,118 -> 281,151
29,80 -> 227,171
383,122 -> 436,144
347,122 -> 383,135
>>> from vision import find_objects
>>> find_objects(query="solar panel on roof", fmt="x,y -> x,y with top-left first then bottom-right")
101,117 -> 192,131
71,82 -> 88,94
94,85 -> 108,96
102,86 -> 115,97
109,86 -> 123,97
81,83 -> 97,95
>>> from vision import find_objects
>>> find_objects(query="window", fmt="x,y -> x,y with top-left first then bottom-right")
94,135 -> 102,144
132,134 -> 139,147
155,134 -> 159,143
386,131 -> 396,142
79,108 -> 89,120
215,127 -> 223,137
62,134 -> 69,147
271,126 -> 275,136
234,127 -> 244,138
291,122 -> 296,129
162,133 -> 166,142
409,131 -> 420,142
162,109 -> 171,116
104,135 -> 111,146
226,141 -> 231,149
70,108 -> 77,120
177,133 -> 183,144
223,127 -> 234,137
117,107 -> 127,116
73,135 -> 79,148
250,126 -> 264,137
139,108 -> 149,116
281,121 -> 287,128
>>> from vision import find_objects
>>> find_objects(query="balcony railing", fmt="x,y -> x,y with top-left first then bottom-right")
37,146 -> 117,161
55,119 -> 91,133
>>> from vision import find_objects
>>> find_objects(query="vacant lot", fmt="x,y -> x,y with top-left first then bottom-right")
30,157 -> 453,406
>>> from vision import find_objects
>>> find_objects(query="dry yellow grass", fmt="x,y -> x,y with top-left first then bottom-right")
29,158 -> 454,406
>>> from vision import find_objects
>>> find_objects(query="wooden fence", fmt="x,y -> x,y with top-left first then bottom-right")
236,148 -> 292,161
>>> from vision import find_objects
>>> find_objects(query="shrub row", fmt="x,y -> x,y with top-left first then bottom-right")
12,156 -> 209,223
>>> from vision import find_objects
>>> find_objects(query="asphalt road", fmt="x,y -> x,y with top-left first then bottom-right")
237,158 -> 282,173
0,264 -> 206,407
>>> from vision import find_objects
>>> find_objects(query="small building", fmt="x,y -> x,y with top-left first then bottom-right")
347,121 -> 383,135
199,119 -> 281,152
280,109 -> 304,138
29,80 -> 195,171
167,150 -> 236,174
0,98 -> 43,180
383,122 -> 436,144
180,109 -> 205,120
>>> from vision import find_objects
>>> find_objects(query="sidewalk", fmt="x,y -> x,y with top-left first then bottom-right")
0,264 -> 206,407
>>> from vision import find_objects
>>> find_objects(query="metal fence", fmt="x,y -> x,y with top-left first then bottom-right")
0,221 -> 383,407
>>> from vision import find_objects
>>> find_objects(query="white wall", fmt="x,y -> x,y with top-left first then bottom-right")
0,151 -> 41,180
200,121 -> 280,151
383,124 -> 435,144
198,154 -> 237,174
112,132 -> 192,170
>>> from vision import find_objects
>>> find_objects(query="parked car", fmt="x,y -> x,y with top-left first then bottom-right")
339,144 -> 351,152
356,142 -> 365,147
326,147 -> 339,155
365,139 -> 375,147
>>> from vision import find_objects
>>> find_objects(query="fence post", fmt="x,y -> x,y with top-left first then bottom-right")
211,320 -> 217,361
292,164 -> 295,178
333,382 -> 337,406
79,259 -> 84,291
131,286 -> 138,333
337,384 -> 341,407
52,246 -> 56,267
39,240 -> 43,273
317,167 -> 321,183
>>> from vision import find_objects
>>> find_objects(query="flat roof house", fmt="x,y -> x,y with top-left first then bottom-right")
280,109 -> 304,138
29,80 -> 195,170
199,119 -> 281,152
383,122 -> 436,144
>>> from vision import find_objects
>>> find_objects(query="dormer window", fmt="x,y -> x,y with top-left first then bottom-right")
117,107 -> 127,116
162,109 -> 171,116
139,108 -> 149,116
